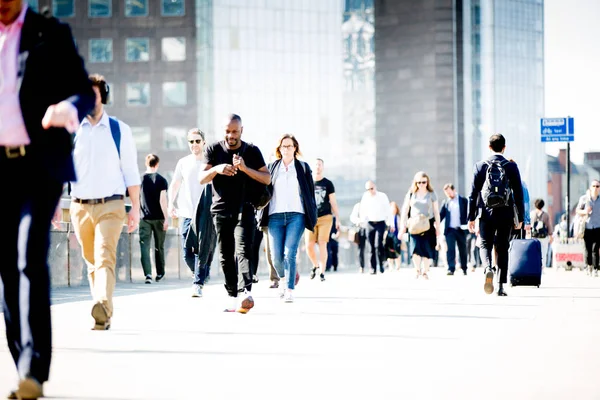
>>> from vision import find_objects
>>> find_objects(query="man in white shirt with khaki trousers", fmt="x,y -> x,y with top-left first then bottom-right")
67,74 -> 141,330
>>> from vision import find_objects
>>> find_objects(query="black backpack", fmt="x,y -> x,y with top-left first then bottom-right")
531,211 -> 549,238
481,159 -> 511,208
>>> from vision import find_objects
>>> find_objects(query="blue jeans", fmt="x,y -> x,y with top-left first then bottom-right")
268,212 -> 305,290
181,217 -> 209,286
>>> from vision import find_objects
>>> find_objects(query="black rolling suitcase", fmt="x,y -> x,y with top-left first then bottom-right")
508,230 -> 543,287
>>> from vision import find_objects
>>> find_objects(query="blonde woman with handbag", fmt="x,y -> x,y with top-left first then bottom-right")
400,172 -> 442,279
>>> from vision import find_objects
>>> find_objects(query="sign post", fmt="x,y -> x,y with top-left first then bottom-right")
541,117 -> 574,237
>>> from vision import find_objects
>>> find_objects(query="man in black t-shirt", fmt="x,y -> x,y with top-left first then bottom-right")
306,158 -> 341,281
200,114 -> 270,313
139,154 -> 169,284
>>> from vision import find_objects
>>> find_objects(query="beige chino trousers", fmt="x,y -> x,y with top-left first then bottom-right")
70,200 -> 126,317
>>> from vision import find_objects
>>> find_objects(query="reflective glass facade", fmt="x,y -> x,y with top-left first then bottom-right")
342,0 -> 375,203
477,0 -> 546,199
196,0 -> 343,164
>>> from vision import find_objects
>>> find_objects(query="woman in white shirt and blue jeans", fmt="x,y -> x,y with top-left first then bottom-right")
257,134 -> 317,302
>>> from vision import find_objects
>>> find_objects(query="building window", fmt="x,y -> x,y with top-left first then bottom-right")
89,39 -> 113,63
162,82 -> 187,107
125,0 -> 148,17
162,37 -> 186,61
126,83 -> 151,107
131,127 -> 151,151
105,82 -> 114,106
53,0 -> 74,18
164,127 -> 188,150
89,0 -> 111,17
162,0 -> 185,16
27,0 -> 39,12
126,38 -> 150,62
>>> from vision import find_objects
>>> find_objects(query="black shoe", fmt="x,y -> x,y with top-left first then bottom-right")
269,281 -> 279,289
462,270 -> 467,276
310,266 -> 317,280
145,275 -> 152,284
333,266 -> 338,272
320,273 -> 325,282
252,275 -> 259,283
370,271 -> 376,275
497,287 -> 508,296
380,268 -> 385,273
484,269 -> 495,294
447,271 -> 454,276
155,274 -> 164,282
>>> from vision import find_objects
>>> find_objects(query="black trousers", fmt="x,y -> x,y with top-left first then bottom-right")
213,204 -> 255,297
0,155 -> 62,383
478,210 -> 513,284
356,228 -> 366,269
326,240 -> 339,271
445,228 -> 468,272
584,228 -> 600,269
367,221 -> 386,273
250,227 -> 264,277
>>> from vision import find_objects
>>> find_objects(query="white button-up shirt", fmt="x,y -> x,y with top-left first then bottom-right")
269,160 -> 304,215
448,196 -> 461,228
359,190 -> 393,225
71,112 -> 140,199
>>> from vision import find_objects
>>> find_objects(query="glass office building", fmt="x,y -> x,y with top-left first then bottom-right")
375,0 -> 546,201
197,0 -> 343,165
471,0 -> 546,199
341,0 -> 376,200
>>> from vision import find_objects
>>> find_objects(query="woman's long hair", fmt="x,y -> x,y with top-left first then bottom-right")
409,171 -> 434,193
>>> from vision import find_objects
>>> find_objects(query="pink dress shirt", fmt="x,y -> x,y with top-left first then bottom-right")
0,5 -> 30,146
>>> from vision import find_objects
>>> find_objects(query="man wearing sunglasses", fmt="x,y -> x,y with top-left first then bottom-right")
577,179 -> 600,277
168,129 -> 210,297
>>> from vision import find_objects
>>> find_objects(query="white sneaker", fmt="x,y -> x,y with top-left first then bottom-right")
279,285 -> 286,299
224,296 -> 238,312
191,284 -> 203,298
283,289 -> 294,303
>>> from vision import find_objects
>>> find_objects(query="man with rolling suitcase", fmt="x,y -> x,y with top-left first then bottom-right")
468,134 -> 524,296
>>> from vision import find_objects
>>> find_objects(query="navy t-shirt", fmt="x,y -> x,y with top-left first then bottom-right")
140,173 -> 168,220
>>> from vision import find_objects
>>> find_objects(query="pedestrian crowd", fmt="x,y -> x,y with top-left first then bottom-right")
1,4 -> 599,399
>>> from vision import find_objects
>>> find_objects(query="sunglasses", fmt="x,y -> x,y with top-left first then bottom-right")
593,185 -> 600,188
188,139 -> 203,144
417,181 -> 428,185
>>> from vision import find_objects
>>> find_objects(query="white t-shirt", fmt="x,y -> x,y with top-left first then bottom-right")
173,154 -> 205,219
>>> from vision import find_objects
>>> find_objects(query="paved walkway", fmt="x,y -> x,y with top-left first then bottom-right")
1,268 -> 600,399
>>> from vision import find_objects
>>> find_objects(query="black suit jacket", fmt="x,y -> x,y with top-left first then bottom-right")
440,195 -> 468,230
468,154 -> 525,223
18,9 -> 94,183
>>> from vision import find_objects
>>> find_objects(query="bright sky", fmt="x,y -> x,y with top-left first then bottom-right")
544,0 -> 600,163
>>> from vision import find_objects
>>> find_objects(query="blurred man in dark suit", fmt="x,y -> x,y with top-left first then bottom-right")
0,1 -> 94,398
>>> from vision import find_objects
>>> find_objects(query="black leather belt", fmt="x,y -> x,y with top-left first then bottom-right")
72,195 -> 124,205
0,145 -> 28,160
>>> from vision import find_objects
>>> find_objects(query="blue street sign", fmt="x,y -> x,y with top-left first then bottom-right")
540,117 -> 574,142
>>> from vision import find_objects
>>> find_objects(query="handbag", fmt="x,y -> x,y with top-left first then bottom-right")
406,192 -> 432,235
575,195 -> 590,239
348,227 -> 361,244
408,214 -> 430,235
